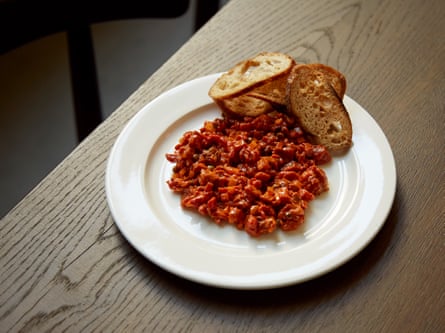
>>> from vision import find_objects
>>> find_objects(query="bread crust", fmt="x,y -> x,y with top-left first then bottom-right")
287,64 -> 352,151
208,52 -> 296,116
215,95 -> 274,117
307,63 -> 347,99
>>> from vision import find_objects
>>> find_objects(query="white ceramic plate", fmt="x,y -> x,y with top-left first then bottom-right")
105,73 -> 396,289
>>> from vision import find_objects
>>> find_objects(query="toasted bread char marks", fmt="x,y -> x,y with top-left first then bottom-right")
287,64 -> 352,151
208,52 -> 296,116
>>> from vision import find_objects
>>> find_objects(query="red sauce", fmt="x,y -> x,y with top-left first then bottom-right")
166,112 -> 331,237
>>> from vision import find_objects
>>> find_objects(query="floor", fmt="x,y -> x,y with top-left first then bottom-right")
0,1 -> 226,218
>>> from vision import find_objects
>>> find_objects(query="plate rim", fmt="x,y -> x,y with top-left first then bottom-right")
105,73 -> 397,289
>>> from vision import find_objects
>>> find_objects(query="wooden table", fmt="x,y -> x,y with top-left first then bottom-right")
1,0 -> 444,331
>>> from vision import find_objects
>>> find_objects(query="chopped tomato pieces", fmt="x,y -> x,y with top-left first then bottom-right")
166,112 -> 330,237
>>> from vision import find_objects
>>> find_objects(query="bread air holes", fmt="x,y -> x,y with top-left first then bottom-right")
314,104 -> 326,116
319,95 -> 332,108
265,59 -> 283,69
313,78 -> 322,87
241,60 -> 260,77
298,81 -> 307,90
221,81 -> 240,90
218,80 -> 240,90
327,121 -> 342,134
266,59 -> 281,65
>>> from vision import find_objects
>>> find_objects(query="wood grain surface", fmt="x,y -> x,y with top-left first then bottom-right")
1,0 -> 444,332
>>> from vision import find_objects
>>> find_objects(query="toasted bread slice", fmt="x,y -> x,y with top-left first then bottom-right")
287,64 -> 352,151
209,52 -> 296,116
245,73 -> 292,106
246,62 -> 345,107
308,63 -> 347,99
215,95 -> 274,117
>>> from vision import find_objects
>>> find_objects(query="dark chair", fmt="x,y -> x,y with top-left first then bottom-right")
0,0 -> 219,141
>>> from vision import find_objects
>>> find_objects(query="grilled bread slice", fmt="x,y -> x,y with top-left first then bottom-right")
208,52 -> 296,116
287,64 -> 352,151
